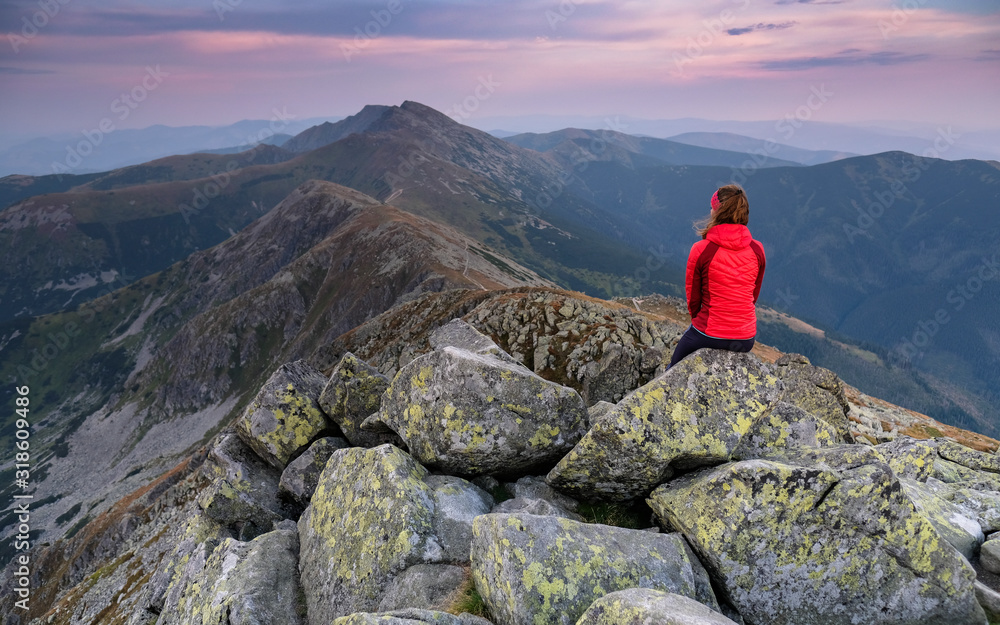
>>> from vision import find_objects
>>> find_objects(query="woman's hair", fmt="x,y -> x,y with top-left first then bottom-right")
694,184 -> 749,239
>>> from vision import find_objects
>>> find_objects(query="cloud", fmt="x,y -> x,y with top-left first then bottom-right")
760,50 -> 931,71
727,22 -> 798,36
0,67 -> 55,74
975,49 -> 1000,61
774,0 -> 846,4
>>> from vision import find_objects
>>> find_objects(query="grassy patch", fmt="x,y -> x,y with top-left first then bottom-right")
444,572 -> 491,619
577,500 -> 652,530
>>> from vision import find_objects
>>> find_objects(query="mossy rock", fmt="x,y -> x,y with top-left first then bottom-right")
470,513 -> 720,625
648,458 -> 985,625
547,349 -> 783,501
576,588 -> 740,625
319,352 -> 398,448
372,346 -> 588,476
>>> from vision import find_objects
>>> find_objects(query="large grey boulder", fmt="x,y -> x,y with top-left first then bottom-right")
334,610 -> 492,625
377,564 -> 468,612
731,401 -> 840,460
298,445 -> 442,624
429,318 -> 516,365
146,513 -> 232,618
773,353 -> 852,441
371,346 -> 588,476
547,350 -> 783,501
155,522 -> 303,625
237,360 -> 331,469
576,588 -> 740,625
278,436 -> 350,506
319,352 -> 398,448
425,475 -> 495,562
900,478 -> 983,560
196,432 -> 286,538
980,539 -> 1000,574
648,458 -> 985,625
470,513 -> 720,625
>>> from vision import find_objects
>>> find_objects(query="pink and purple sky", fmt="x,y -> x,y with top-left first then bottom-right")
1,0 -> 998,142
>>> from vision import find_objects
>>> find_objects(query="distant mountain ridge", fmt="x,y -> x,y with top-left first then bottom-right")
667,131 -> 856,165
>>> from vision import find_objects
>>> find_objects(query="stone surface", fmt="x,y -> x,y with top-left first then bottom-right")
429,318 -> 518,366
547,350 -> 783,501
470,513 -> 719,625
278,436 -> 350,506
373,346 -> 588,476
900,478 -> 983,560
298,445 -> 442,624
377,563 -> 468,612
491,497 -> 583,521
319,352 -> 398,448
156,523 -> 303,625
576,588 -> 740,625
877,437 -> 939,482
774,355 -> 852,442
334,610 -> 492,625
938,440 -> 1000,474
196,432 -> 286,538
237,360 -> 331,469
731,401 -> 840,461
425,475 -> 495,562
981,539 -> 1000,575
649,458 -> 985,625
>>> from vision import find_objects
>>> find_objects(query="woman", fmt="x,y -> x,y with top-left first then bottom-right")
668,184 -> 766,368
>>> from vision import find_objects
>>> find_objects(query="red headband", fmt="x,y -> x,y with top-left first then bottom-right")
711,190 -> 720,211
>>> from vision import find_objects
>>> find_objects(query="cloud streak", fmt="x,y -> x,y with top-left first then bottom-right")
760,50 -> 932,71
727,22 -> 799,36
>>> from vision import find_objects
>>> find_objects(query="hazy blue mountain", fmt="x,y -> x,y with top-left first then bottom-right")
667,132 -> 855,165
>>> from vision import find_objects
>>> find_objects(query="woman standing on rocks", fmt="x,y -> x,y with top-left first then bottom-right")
668,184 -> 765,368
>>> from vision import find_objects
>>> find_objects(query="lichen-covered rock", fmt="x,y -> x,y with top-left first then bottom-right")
975,581 -> 1000,622
938,440 -> 1000,474
491,497 -> 584,521
587,401 -> 616,428
197,432 -> 286,538
334,609 -> 492,625
429,318 -> 517,366
576,588 -> 740,625
877,437 -> 939,481
547,350 -> 783,501
298,445 -> 442,624
372,346 -> 588,476
949,487 -> 1000,532
319,352 -> 398,448
279,436 -> 350,506
731,402 -> 840,460
470,513 -> 720,625
492,476 -> 584,520
157,521 -> 303,625
425,475 -> 494,562
237,360 -> 331,469
980,540 -> 1000,575
377,564 -> 468,612
648,459 -> 985,625
774,354 -> 852,442
148,513 -> 232,618
900,478 -> 983,560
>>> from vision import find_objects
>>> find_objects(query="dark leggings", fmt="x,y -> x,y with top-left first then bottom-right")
668,325 -> 755,369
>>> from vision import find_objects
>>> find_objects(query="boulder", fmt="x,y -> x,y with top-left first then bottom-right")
648,458 -> 985,625
731,401 -> 840,460
547,350 -> 782,501
156,522 -> 303,625
876,437 -> 939,481
319,352 -> 398,448
298,445 -> 442,623
279,436 -> 350,506
429,319 -> 516,366
334,610 -> 492,625
493,475 -> 584,520
470,513 -> 720,625
491,497 -> 583,520
950,487 -> 1000,533
197,432 -> 286,538
938,440 -> 1000,474
237,360 -> 331,469
774,354 -> 852,442
576,588 -> 740,625
372,346 -> 588,476
899,478 -> 983,560
980,539 -> 1000,574
377,564 -> 468,612
147,513 -> 232,617
425,475 -> 495,562
975,582 -> 1000,623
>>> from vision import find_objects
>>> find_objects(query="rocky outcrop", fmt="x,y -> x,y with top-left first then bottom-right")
333,609 -> 492,624
648,457 -> 985,625
237,359 -> 332,469
471,513 -> 720,625
547,350 -> 784,501
370,345 -> 588,476
279,436 -> 350,506
319,353 -> 398,448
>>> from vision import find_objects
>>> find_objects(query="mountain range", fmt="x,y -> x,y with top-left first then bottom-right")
1,100 -> 998,568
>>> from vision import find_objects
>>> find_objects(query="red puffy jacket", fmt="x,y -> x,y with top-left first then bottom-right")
685,223 -> 765,340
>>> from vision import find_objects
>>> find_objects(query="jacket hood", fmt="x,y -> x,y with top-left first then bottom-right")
706,223 -> 752,250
